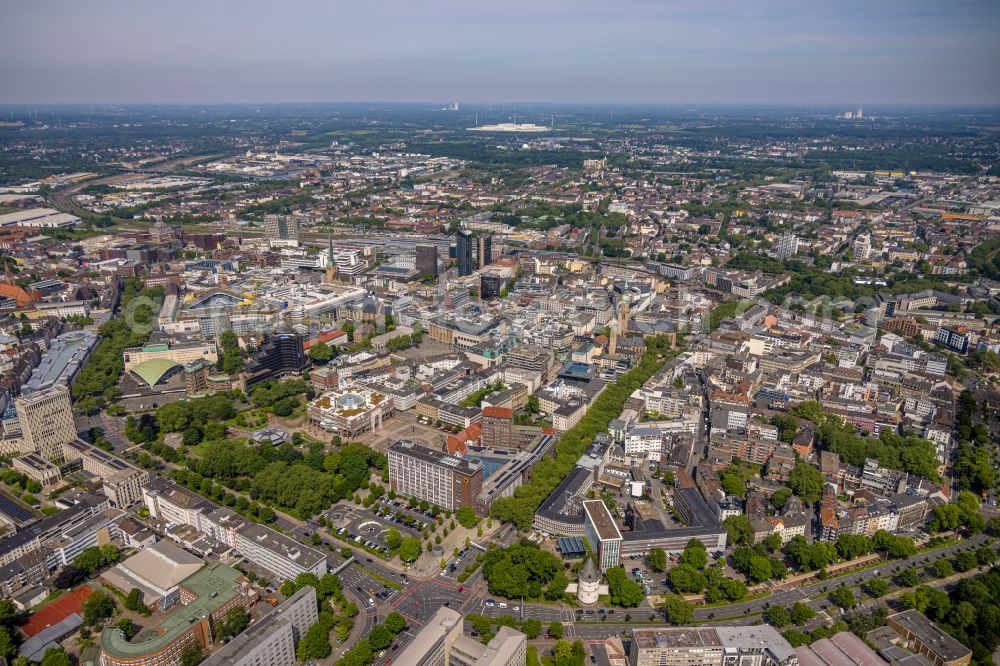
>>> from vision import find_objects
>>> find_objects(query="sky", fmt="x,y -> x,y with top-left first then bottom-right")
2,0 -> 999,106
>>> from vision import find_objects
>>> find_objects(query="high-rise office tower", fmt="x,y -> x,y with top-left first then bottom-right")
456,230 -> 474,276
774,233 -> 799,261
853,234 -> 872,261
262,214 -> 299,246
388,440 -> 483,511
477,234 -> 493,268
16,386 -> 77,460
416,244 -> 439,279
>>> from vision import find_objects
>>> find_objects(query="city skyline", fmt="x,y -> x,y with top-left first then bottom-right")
2,0 -> 999,105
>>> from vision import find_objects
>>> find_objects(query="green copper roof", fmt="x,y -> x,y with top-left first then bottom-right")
101,563 -> 246,659
131,358 -> 181,386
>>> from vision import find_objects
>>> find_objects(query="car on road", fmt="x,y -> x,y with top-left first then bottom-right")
485,599 -> 496,607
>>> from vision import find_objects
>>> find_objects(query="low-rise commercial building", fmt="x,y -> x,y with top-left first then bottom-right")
629,626 -> 797,666
307,386 -> 393,438
12,452 -> 62,485
886,609 -> 972,666
0,491 -> 111,568
395,607 -> 526,666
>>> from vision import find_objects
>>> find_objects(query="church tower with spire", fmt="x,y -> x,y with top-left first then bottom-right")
325,231 -> 336,284
617,278 -> 631,335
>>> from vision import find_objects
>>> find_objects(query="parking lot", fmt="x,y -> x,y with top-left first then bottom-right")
371,497 -> 447,533
325,504 -> 423,557
621,549 -> 728,595
622,553 -> 668,594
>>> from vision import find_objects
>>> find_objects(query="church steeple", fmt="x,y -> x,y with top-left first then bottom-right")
325,230 -> 336,283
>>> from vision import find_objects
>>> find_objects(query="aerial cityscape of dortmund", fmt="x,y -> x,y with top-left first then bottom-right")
0,2 -> 999,665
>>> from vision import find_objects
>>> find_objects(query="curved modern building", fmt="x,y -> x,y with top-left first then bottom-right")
100,562 -> 256,666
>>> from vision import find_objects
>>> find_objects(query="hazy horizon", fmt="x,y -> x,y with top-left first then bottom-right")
3,0 -> 999,106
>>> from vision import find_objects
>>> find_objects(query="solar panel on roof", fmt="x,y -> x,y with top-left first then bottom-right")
0,493 -> 35,522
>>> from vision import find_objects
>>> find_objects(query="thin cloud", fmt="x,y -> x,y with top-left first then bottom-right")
0,0 -> 997,104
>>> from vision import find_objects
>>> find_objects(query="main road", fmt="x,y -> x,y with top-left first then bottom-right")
474,531 -> 992,625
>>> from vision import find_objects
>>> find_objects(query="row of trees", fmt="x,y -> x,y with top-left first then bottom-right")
953,391 -> 998,494
332,610 -> 407,666
725,528 -> 918,587
170,467 -> 276,523
490,337 -> 677,530
731,541 -> 788,584
216,330 -> 246,374
766,601 -> 817,628
72,279 -> 160,413
467,613 -> 560,644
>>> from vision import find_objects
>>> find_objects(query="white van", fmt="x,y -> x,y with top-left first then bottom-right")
498,602 -> 508,609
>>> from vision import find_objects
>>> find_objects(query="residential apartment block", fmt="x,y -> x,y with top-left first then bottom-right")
142,477 -> 327,581
202,585 -> 318,666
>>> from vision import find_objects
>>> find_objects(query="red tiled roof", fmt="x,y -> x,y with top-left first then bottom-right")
482,406 -> 513,419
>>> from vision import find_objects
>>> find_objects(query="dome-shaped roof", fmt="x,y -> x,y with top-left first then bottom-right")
579,557 -> 601,583
131,359 -> 181,386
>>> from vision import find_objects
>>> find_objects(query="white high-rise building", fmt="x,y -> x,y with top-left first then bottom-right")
773,233 -> 799,261
853,234 -> 872,261
582,500 -> 622,571
15,386 -> 77,460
